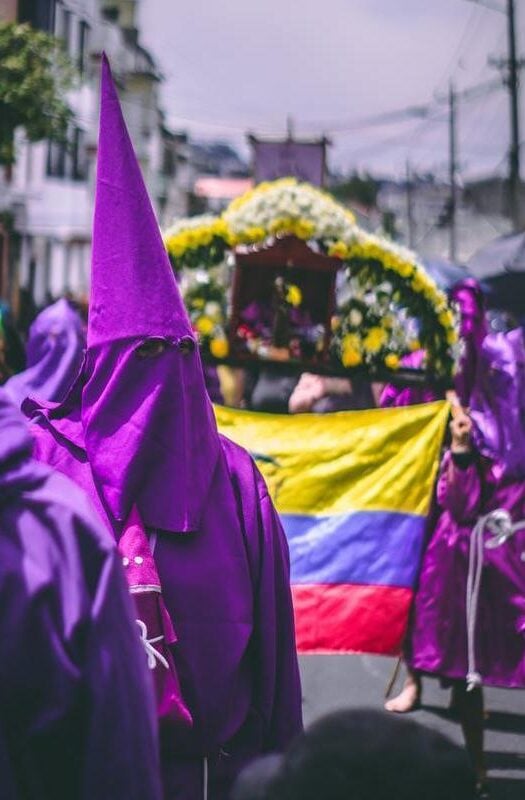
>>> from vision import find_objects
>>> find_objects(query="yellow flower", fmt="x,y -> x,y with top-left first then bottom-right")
269,216 -> 293,235
286,284 -> 302,307
363,326 -> 387,353
192,298 -> 205,309
446,328 -> 459,345
210,337 -> 229,358
294,218 -> 315,240
343,333 -> 361,348
395,261 -> 414,279
342,347 -> 362,367
438,310 -> 455,329
384,353 -> 400,370
411,273 -> 425,292
328,240 -> 349,259
409,338 -> 421,352
196,316 -> 214,336
244,226 -> 266,242
341,333 -> 363,367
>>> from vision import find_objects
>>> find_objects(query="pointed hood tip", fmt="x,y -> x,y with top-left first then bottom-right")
89,53 -> 191,348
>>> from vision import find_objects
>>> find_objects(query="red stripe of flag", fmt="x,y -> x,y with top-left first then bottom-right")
292,583 -> 413,655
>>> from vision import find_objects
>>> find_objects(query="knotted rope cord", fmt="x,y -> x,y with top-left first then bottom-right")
136,618 -> 170,670
466,509 -> 525,691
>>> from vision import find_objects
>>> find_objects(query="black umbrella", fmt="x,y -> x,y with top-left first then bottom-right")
467,232 -> 525,314
422,258 -> 471,291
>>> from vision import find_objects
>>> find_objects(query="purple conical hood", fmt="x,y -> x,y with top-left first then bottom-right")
24,55 -> 220,535
89,55 -> 191,346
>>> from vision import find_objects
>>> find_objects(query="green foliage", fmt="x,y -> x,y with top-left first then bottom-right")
381,210 -> 399,240
0,23 -> 75,165
331,171 -> 379,208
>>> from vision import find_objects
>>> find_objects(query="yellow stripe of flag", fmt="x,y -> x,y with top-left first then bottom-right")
215,401 -> 450,517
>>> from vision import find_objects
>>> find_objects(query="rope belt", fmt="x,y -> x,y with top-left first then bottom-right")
136,619 -> 170,671
466,509 -> 525,691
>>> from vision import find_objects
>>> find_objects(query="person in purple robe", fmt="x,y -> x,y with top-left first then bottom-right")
4,297 -> 85,408
0,387 -> 162,800
380,278 -> 487,409
385,280 -> 489,719
449,278 -> 487,407
24,55 -> 302,800
388,328 -> 525,795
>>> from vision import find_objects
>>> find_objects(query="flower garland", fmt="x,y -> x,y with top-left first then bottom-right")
181,270 -> 229,358
164,215 -> 232,271
164,179 -> 459,378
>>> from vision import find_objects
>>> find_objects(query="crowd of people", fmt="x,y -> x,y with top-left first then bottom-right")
1,54 -> 524,800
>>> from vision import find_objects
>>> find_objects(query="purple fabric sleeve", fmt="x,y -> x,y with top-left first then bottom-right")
0,475 -> 162,800
436,450 -> 482,523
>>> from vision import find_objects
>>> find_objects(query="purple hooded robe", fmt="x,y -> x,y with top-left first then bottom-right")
25,55 -> 302,800
0,388 -> 162,800
4,298 -> 85,408
407,328 -> 525,687
380,278 -> 487,409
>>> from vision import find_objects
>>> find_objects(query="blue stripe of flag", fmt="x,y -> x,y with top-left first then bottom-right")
282,510 -> 426,589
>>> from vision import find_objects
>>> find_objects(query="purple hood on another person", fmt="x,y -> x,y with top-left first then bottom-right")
25,55 -> 220,534
449,278 -> 487,406
4,298 -> 85,408
381,278 -> 486,409
470,327 -> 525,479
0,386 -> 163,800
0,387 -> 38,493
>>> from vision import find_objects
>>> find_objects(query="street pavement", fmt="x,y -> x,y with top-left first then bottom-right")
300,655 -> 525,799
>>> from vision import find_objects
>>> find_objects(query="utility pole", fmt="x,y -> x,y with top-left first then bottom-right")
485,0 -> 523,229
405,160 -> 415,248
506,0 -> 521,230
448,82 -> 458,262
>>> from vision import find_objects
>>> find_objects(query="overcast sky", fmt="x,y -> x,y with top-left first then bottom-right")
138,0 -> 523,179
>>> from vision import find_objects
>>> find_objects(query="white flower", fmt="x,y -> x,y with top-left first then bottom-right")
349,309 -> 363,326
204,301 -> 221,319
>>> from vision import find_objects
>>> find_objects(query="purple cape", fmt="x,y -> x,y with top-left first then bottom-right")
25,55 -> 302,798
407,452 -> 525,687
0,388 -> 161,799
4,298 -> 85,408
470,327 -> 525,480
407,329 -> 525,687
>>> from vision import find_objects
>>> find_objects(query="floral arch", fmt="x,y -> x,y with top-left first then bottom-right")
164,178 -> 458,379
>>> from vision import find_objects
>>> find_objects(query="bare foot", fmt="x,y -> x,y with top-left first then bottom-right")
385,680 -> 421,713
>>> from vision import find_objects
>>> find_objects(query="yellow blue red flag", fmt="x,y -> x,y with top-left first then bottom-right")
215,401 -> 450,655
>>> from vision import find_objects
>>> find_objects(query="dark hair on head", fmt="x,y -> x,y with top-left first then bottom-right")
236,708 -> 476,800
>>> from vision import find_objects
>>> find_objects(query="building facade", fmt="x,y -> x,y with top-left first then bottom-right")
0,0 -> 189,308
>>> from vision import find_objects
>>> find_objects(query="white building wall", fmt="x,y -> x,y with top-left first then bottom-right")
5,0 -> 188,307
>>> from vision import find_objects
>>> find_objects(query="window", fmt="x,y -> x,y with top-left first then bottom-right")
18,0 -> 56,32
58,7 -> 72,54
72,128 -> 87,181
46,126 -> 87,181
78,20 -> 90,76
162,144 -> 176,178
46,138 -> 67,179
